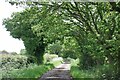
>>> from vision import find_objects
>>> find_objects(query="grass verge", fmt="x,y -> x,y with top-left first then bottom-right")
70,66 -> 99,79
70,64 -> 119,80
2,64 -> 54,80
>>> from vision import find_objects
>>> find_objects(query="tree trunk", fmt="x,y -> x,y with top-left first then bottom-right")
34,43 -> 45,64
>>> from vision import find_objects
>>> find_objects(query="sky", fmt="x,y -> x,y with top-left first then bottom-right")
0,0 -> 25,53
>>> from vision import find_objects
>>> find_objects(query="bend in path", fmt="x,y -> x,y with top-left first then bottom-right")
39,63 -> 72,80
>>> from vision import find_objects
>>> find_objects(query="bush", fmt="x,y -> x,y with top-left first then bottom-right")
70,58 -> 79,66
1,54 -> 28,69
1,54 -> 55,79
61,50 -> 77,59
47,43 -> 62,55
44,53 -> 58,62
19,49 -> 27,55
97,64 -> 120,80
70,64 -> 120,80
70,66 -> 98,79
79,53 -> 96,70
1,54 -> 38,69
2,63 -> 54,79
1,54 -> 39,78
27,55 -> 37,64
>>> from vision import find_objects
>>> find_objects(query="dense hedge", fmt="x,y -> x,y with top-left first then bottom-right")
3,64 -> 54,79
1,54 -> 37,77
1,54 -> 55,79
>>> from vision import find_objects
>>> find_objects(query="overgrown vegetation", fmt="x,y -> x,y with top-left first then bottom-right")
70,59 -> 119,79
1,54 -> 58,79
2,1 -> 120,79
2,64 -> 54,79
3,64 -> 54,79
71,64 -> 119,79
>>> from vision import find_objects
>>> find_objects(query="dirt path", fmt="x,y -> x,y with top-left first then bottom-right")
39,63 -> 72,80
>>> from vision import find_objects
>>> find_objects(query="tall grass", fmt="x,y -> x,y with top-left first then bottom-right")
8,64 -> 54,79
70,66 -> 98,79
1,54 -> 55,79
70,64 -> 118,80
1,54 -> 63,79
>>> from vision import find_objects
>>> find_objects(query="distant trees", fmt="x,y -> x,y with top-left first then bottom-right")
0,50 -> 9,54
0,50 -> 17,55
20,49 -> 27,55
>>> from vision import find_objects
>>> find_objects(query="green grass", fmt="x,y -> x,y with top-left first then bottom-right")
2,64 -> 54,79
70,64 -> 118,80
70,58 -> 99,79
2,59 -> 62,79
70,66 -> 97,78
1,54 -> 62,79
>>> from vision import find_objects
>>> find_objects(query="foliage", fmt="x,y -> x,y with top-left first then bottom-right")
3,1 -> 120,79
1,54 -> 37,78
46,37 -> 79,59
46,42 -> 62,55
49,59 -> 62,67
43,53 -> 58,62
70,58 -> 79,66
47,2 -> 120,72
60,37 -> 79,59
70,66 -> 98,79
1,54 -> 55,79
97,64 -> 119,79
3,7 -> 49,64
70,64 -> 119,79
44,53 -> 62,67
19,49 -> 27,55
29,2 -> 119,70
3,5 -> 69,64
1,54 -> 28,69
2,63 -> 54,79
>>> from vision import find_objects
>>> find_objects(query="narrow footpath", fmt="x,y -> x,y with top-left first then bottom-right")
39,63 -> 72,80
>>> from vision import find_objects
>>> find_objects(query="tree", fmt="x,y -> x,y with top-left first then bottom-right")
31,2 -> 120,71
4,2 -> 120,75
47,42 -> 62,55
55,2 -> 119,66
19,49 -> 27,55
3,7 -> 48,64
4,1 -> 120,79
3,5 -> 70,64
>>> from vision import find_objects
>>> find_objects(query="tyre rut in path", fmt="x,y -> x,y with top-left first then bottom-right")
39,63 -> 72,80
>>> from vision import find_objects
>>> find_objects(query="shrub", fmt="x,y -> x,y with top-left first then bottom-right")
70,64 -> 120,80
44,53 -> 58,62
1,54 -> 39,78
27,55 -> 37,64
61,50 -> 77,59
1,54 -> 28,69
97,64 -> 120,80
2,63 -> 54,79
1,54 -> 38,69
79,53 -> 96,70
70,66 -> 98,79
